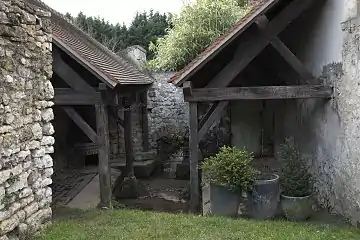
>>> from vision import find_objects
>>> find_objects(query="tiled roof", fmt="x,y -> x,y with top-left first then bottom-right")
169,0 -> 280,86
28,0 -> 154,88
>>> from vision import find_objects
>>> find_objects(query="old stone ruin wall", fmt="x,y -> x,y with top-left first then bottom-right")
0,1 -> 54,239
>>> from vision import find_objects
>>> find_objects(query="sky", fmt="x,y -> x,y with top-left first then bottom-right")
42,0 -> 192,26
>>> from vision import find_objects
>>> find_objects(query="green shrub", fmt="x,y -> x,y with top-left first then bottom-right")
202,146 -> 256,192
278,138 -> 313,197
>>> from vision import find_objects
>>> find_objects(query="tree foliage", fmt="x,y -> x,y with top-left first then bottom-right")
65,11 -> 171,58
278,138 -> 313,197
148,0 -> 251,71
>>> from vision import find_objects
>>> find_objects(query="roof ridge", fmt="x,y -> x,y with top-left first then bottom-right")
27,0 -> 154,84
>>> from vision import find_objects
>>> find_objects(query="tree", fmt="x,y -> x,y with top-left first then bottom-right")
148,0 -> 250,71
65,10 -> 171,57
128,10 -> 171,59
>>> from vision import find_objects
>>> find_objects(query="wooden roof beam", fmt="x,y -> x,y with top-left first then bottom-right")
184,85 -> 333,102
53,48 -> 97,94
207,0 -> 316,88
54,88 -> 101,105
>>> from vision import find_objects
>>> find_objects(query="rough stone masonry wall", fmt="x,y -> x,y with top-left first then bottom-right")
0,1 -> 54,239
148,72 -> 189,149
280,16 -> 360,225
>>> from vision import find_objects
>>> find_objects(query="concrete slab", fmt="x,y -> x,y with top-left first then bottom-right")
67,174 -> 100,210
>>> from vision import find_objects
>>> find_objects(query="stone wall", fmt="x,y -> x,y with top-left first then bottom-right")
0,0 -> 54,239
108,102 -> 144,162
148,72 -> 189,149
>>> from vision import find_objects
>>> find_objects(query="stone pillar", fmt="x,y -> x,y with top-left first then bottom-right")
0,1 -> 54,238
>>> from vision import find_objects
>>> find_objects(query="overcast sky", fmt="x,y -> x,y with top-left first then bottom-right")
42,0 -> 192,26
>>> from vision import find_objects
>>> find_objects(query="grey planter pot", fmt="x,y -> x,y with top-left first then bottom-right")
210,184 -> 240,217
281,194 -> 313,221
250,174 -> 280,220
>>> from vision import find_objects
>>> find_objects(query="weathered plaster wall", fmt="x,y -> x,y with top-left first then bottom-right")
277,0 -> 360,225
231,101 -> 262,155
0,0 -> 54,239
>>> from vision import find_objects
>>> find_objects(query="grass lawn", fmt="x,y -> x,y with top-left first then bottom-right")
35,209 -> 360,240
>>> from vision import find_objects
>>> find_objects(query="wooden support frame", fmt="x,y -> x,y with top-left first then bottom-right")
62,107 -> 97,143
96,83 -> 112,208
184,85 -> 333,102
189,102 -> 200,213
256,16 -> 314,84
123,95 -> 136,177
54,88 -> 101,105
198,101 -> 228,142
207,0 -> 316,88
53,49 -> 96,94
140,91 -> 150,151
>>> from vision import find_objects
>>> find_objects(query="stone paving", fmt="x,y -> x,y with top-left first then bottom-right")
52,168 -> 97,207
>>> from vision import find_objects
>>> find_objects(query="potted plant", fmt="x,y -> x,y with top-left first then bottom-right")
278,138 -> 313,221
202,146 -> 257,217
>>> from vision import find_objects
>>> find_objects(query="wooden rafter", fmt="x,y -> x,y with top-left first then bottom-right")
256,16 -> 314,84
184,85 -> 333,102
207,0 -> 316,88
62,107 -> 97,143
53,49 -> 96,94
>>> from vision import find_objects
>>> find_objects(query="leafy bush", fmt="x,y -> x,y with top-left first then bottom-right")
278,138 -> 313,197
148,0 -> 250,71
202,146 -> 257,192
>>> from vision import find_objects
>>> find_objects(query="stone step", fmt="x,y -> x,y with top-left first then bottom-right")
111,159 -> 157,178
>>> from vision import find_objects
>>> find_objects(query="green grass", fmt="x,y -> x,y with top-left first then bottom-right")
35,209 -> 360,240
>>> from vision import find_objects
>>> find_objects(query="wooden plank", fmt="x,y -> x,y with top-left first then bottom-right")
62,107 -> 97,143
198,101 -> 228,142
270,38 -> 313,84
189,102 -> 200,213
54,88 -> 101,105
207,0 -> 316,88
53,48 -> 96,94
185,85 -> 333,102
140,91 -> 149,151
123,97 -> 135,177
96,83 -> 112,208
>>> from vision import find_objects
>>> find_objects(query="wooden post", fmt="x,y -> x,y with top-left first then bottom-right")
124,96 -> 135,177
189,102 -> 200,213
140,91 -> 149,152
96,83 -> 112,208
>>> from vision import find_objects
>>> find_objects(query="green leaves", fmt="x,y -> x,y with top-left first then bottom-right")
202,146 -> 256,192
278,138 -> 313,197
148,0 -> 251,71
